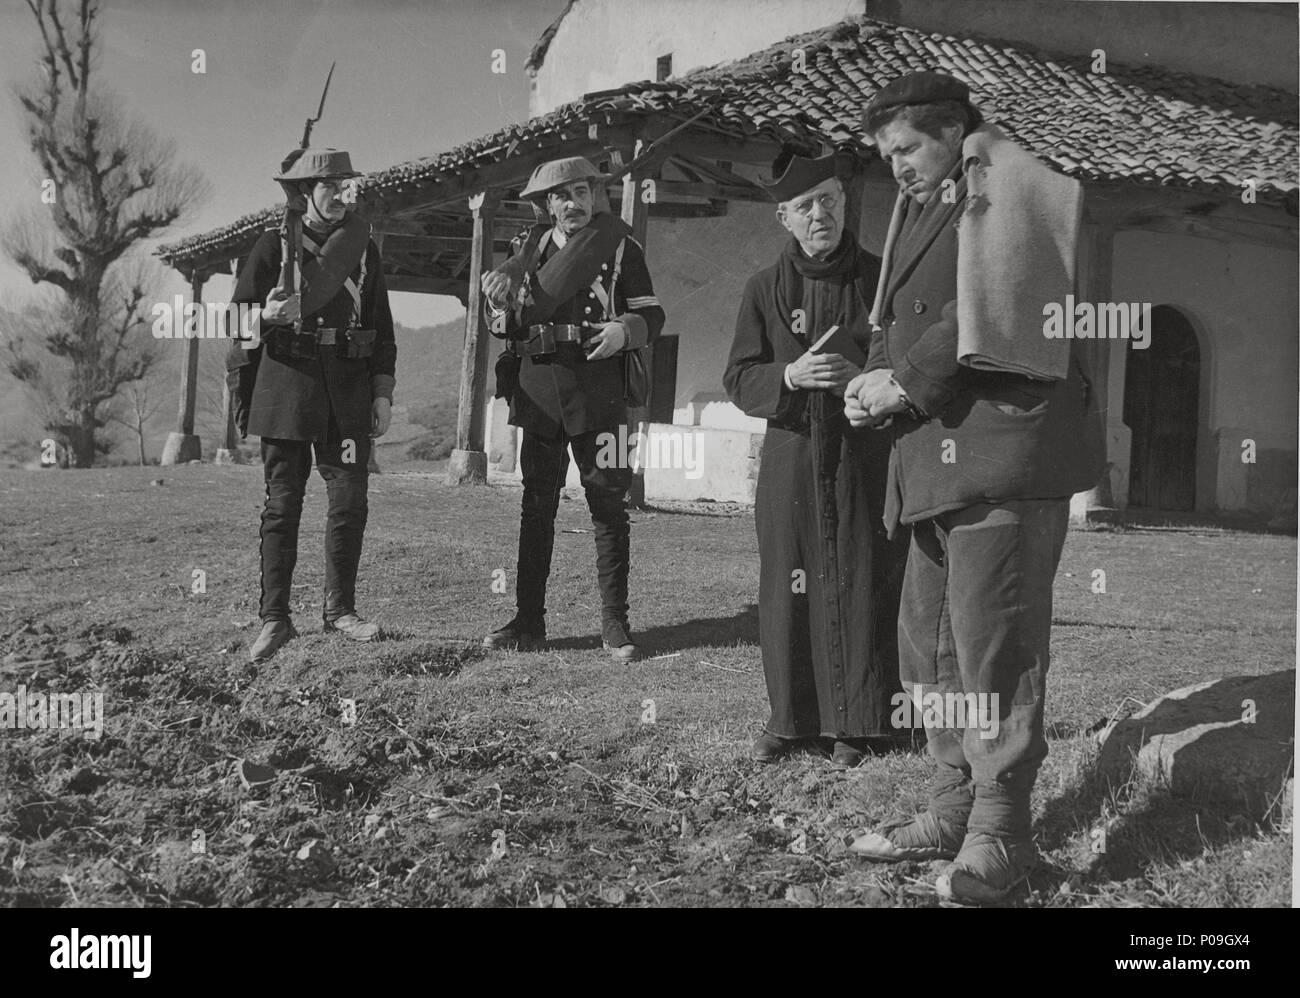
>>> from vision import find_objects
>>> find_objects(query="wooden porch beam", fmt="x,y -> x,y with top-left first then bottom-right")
161,272 -> 206,465
612,198 -> 729,219
384,274 -> 468,298
647,179 -> 768,202
668,152 -> 771,189
448,192 -> 499,484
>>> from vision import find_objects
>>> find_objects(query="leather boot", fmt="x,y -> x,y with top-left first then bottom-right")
600,617 -> 639,662
249,619 -> 298,663
324,612 -> 380,642
484,614 -> 547,651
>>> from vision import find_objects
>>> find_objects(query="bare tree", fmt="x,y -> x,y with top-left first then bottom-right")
3,0 -> 210,467
107,371 -> 166,466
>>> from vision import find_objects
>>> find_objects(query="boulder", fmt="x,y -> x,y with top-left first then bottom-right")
1097,670 -> 1294,822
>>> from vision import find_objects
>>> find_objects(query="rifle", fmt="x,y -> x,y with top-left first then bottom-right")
276,62 -> 336,335
488,100 -> 719,305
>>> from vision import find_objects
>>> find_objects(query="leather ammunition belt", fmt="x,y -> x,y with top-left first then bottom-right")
268,325 -> 377,360
516,323 -> 595,357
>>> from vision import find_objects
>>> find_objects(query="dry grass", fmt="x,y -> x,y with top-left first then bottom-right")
0,465 -> 1292,907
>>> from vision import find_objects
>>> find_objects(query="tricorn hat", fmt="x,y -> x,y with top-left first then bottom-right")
519,156 -> 609,200
275,147 -> 362,182
759,148 -> 838,203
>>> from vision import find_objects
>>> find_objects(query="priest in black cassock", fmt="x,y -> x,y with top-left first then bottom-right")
723,150 -> 907,767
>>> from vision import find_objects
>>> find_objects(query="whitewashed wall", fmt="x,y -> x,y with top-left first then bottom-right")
1109,230 -> 1299,514
530,0 -> 863,114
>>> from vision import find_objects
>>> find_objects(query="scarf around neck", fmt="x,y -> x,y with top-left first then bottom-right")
775,229 -> 870,347
771,229 -> 873,491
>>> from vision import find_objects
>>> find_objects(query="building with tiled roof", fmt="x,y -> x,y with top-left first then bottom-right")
158,1 -> 1298,524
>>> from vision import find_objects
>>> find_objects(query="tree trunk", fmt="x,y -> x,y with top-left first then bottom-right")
137,418 -> 147,466
70,409 -> 96,468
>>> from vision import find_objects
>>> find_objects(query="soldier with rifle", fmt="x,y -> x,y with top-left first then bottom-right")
227,69 -> 396,664
481,156 -> 665,662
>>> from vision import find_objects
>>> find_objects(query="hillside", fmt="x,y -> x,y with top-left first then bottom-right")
0,314 -> 474,470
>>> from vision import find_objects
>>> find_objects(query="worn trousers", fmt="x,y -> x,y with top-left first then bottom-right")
897,498 -> 1069,838
516,427 -> 634,625
259,428 -> 370,624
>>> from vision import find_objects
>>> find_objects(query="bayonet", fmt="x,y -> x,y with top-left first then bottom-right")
301,61 -> 335,150
279,62 -> 337,335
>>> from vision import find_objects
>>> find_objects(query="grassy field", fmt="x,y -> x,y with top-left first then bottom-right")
0,464 -> 1293,907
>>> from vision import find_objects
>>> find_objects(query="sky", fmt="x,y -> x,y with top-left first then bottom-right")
0,0 -> 570,329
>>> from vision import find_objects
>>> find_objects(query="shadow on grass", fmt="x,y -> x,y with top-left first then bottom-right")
542,604 -> 762,654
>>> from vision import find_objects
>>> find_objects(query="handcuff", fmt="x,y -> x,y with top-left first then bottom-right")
889,375 -> 928,422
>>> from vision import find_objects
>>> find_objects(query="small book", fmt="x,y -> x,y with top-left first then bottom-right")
809,324 -> 867,367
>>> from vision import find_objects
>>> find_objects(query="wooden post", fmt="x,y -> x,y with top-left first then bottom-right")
161,271 -> 205,465
1070,217 -> 1121,524
448,192 -> 498,484
215,258 -> 242,465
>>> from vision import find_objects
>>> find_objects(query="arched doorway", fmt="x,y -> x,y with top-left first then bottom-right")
1123,305 -> 1201,510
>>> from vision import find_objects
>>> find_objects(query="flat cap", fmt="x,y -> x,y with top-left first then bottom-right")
275,148 -> 361,182
759,149 -> 838,203
520,156 -> 609,200
863,71 -> 972,126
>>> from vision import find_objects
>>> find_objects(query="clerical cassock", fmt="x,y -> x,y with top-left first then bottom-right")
724,153 -> 906,753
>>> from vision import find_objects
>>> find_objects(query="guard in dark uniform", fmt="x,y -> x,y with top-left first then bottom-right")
227,147 -> 397,663
481,157 -> 665,661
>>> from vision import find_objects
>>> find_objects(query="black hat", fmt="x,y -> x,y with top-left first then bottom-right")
759,149 -> 838,203
862,71 -> 974,130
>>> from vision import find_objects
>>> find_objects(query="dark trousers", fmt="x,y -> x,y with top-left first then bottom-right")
259,427 -> 370,624
516,427 -> 634,625
897,498 -> 1069,838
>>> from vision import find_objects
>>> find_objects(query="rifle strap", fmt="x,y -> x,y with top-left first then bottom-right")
587,238 -> 626,320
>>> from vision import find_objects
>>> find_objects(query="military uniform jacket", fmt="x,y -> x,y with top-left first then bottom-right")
494,221 -> 665,439
227,220 -> 396,443
865,170 -> 1105,534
